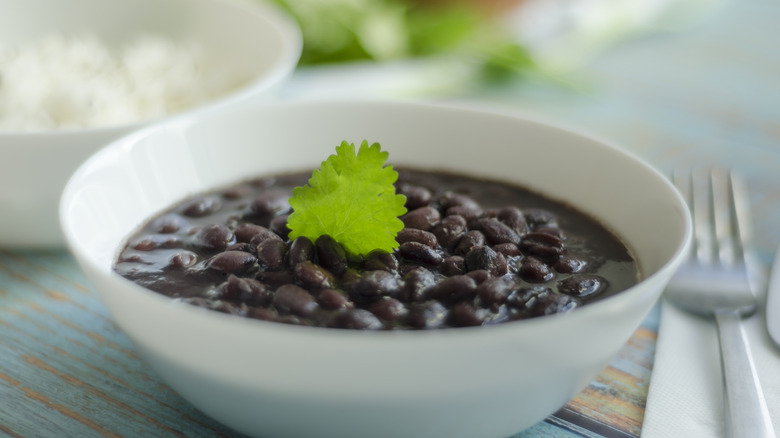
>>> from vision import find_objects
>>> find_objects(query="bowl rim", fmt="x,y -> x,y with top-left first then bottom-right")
0,0 -> 302,137
60,98 -> 693,339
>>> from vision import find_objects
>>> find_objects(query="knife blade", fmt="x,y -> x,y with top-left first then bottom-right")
766,243 -> 780,348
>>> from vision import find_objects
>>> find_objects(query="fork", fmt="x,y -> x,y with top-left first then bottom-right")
666,167 -> 775,437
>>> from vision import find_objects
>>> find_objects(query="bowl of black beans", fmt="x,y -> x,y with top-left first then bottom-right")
60,99 -> 691,438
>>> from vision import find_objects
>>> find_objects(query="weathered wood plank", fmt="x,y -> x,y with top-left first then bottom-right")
0,251 -> 239,438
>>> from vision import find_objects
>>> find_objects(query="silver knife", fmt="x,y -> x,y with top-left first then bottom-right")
767,243 -> 780,348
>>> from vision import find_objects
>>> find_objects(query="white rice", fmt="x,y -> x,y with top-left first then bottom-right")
0,32 -> 251,131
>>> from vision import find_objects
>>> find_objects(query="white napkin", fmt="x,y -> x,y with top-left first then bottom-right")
643,298 -> 780,437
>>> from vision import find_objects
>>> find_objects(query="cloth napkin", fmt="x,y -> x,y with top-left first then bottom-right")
643,295 -> 780,436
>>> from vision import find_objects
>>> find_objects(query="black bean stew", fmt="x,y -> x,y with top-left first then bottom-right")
114,169 -> 639,330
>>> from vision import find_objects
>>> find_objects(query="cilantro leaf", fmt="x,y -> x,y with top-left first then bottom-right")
287,140 -> 407,256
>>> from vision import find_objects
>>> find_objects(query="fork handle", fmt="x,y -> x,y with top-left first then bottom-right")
714,309 -> 776,438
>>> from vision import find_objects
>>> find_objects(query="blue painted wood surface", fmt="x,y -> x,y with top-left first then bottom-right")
1,0 -> 778,436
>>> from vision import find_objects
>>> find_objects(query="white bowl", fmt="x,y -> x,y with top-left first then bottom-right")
0,0 -> 301,248
61,100 -> 691,438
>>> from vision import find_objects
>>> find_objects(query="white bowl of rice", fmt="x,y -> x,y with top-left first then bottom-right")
0,0 -> 302,248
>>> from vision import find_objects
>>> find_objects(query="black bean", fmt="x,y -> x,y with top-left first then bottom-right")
181,196 -> 222,217
493,243 -> 520,257
315,235 -> 348,276
497,207 -> 529,235
448,302 -> 484,327
408,300 -> 448,329
518,256 -> 553,283
331,308 -> 384,330
194,224 -> 235,251
535,226 -> 566,240
169,251 -> 198,269
531,293 -> 580,317
222,184 -> 253,200
398,184 -> 432,209
369,297 -> 408,321
273,284 -> 318,317
519,232 -> 565,262
472,217 -> 521,245
151,214 -> 184,234
427,275 -> 477,303
225,242 -> 252,253
398,242 -> 443,266
445,205 -> 483,221
251,190 -> 290,217
558,274 -> 607,298
439,191 -> 480,210
466,269 -> 491,285
235,276 -> 272,306
505,285 -> 552,311
363,250 -> 399,272
432,215 -> 467,249
318,288 -> 354,310
162,237 -> 184,249
216,275 -> 271,306
132,238 -> 157,251
248,228 -> 284,248
477,276 -> 516,307
207,250 -> 257,274
481,306 -> 512,326
398,263 -> 425,277
118,254 -> 143,263
401,267 -> 437,302
454,230 -> 485,256
294,261 -> 335,289
269,214 -> 291,240
247,307 -> 279,322
524,208 -> 558,228
129,234 -> 185,252
554,256 -> 587,273
288,236 -> 315,266
401,206 -> 441,231
464,246 -> 507,277
482,208 -> 499,218
256,270 -> 296,288
340,268 -> 362,288
256,239 -> 288,270
396,229 -> 438,249
440,256 -> 465,276
350,270 -> 401,300
236,224 -> 277,243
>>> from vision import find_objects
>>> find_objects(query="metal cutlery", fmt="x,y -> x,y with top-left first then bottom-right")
666,167 -> 775,438
766,243 -> 780,349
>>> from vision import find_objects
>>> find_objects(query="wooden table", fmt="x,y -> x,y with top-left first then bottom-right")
2,0 -> 778,436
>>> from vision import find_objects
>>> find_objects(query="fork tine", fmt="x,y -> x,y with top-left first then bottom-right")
730,170 -> 752,263
691,168 -> 715,265
711,167 -> 737,266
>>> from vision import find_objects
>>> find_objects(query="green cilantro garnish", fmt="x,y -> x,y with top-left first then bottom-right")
287,140 -> 407,256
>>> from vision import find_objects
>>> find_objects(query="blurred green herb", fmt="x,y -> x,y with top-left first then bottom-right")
267,0 -> 539,83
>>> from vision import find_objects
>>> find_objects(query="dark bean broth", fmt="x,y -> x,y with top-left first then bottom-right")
114,169 -> 638,330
